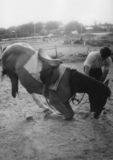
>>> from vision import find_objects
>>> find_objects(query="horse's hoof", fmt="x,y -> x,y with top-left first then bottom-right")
44,110 -> 53,119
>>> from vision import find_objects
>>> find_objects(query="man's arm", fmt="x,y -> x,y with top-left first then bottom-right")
101,58 -> 111,82
100,68 -> 109,82
83,65 -> 90,75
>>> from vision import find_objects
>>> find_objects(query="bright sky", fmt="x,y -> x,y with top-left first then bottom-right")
0,0 -> 113,28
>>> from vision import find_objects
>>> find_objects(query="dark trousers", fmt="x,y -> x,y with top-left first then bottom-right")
89,68 -> 102,81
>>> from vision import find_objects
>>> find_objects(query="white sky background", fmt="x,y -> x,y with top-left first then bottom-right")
0,0 -> 113,28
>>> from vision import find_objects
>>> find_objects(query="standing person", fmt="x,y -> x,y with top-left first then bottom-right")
83,47 -> 112,82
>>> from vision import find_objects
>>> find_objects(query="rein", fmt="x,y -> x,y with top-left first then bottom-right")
70,93 -> 85,105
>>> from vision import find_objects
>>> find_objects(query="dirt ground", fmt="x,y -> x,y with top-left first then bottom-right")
0,40 -> 113,160
0,61 -> 113,160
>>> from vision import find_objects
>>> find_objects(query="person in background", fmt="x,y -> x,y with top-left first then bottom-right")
83,47 -> 112,82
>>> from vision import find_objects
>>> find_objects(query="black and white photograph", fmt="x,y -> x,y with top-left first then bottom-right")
0,0 -> 113,159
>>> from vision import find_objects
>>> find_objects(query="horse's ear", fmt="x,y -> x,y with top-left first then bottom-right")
104,79 -> 109,86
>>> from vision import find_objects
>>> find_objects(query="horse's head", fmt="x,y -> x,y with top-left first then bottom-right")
69,69 -> 111,119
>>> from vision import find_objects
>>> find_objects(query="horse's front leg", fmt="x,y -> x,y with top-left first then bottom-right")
89,94 -> 103,119
89,95 -> 95,112
31,93 -> 49,110
49,90 -> 74,120
31,93 -> 58,116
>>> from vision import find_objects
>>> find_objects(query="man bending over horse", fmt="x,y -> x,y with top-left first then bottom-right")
83,47 -> 112,82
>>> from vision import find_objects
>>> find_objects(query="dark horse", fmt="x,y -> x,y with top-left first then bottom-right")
1,43 -> 111,120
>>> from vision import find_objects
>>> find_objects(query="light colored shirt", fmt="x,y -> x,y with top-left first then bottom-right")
84,51 -> 112,70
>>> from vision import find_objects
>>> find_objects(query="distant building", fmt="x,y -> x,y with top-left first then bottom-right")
71,30 -> 78,35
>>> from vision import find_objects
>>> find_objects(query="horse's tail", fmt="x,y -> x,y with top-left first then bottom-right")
1,54 -> 19,98
9,73 -> 19,98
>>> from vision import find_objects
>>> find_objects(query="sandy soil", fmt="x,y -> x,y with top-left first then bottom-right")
0,38 -> 113,160
0,57 -> 113,159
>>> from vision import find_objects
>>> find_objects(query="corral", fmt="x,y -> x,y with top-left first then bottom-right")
0,37 -> 113,160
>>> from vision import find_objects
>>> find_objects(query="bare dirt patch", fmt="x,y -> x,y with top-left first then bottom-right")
0,39 -> 113,160
0,61 -> 113,160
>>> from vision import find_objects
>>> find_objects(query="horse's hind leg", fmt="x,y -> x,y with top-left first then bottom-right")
49,91 -> 74,120
89,95 -> 95,112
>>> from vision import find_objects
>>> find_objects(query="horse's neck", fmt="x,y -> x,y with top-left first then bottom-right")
70,69 -> 103,94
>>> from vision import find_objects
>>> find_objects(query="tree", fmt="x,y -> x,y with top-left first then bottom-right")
16,23 -> 34,37
35,22 -> 43,35
0,28 -> 11,39
45,21 -> 60,33
64,21 -> 85,34
0,28 -> 6,39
